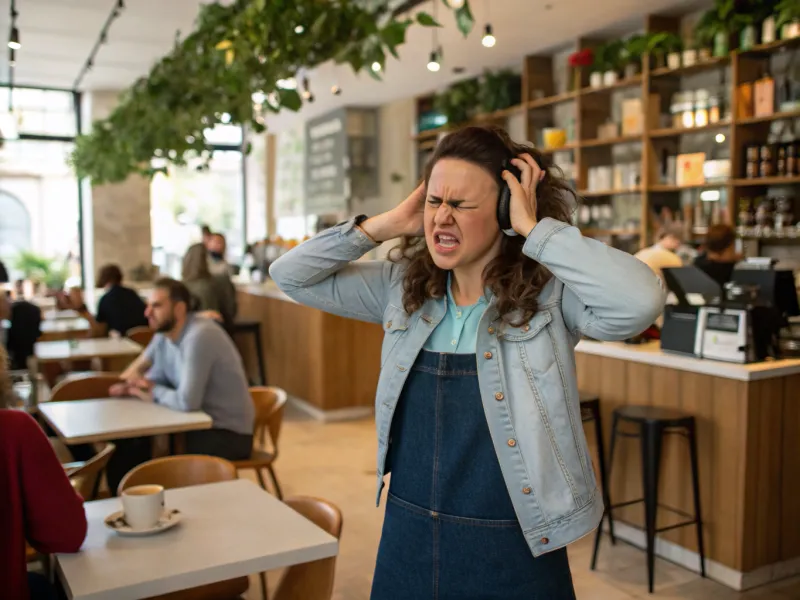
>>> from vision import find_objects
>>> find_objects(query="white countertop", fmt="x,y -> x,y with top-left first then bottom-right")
56,479 -> 339,600
39,398 -> 213,444
34,337 -> 142,362
576,340 -> 800,381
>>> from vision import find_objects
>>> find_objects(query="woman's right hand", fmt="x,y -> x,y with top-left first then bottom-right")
361,183 -> 426,242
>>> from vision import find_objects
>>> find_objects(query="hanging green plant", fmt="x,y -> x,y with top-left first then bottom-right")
70,0 -> 458,184
478,69 -> 521,113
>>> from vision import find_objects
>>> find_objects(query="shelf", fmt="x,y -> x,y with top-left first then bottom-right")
649,182 -> 728,192
581,135 -> 642,148
473,104 -> 525,122
735,110 -> 800,126
734,176 -> 800,187
413,128 -> 445,141
528,90 -> 578,110
650,56 -> 729,78
739,36 -> 800,58
580,228 -> 640,237
580,188 -> 642,198
649,121 -> 731,138
580,76 -> 642,95
538,142 -> 579,154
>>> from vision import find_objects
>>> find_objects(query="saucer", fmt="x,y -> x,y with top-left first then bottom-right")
104,509 -> 182,537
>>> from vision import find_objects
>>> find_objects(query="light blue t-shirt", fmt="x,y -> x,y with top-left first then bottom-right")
423,276 -> 489,354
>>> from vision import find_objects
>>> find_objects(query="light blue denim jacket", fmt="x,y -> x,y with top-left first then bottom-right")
270,216 -> 665,556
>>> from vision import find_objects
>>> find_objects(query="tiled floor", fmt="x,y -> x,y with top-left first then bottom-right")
245,404 -> 800,600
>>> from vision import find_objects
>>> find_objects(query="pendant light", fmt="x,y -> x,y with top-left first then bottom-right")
446,0 -> 465,7
481,0 -> 495,48
426,0 -> 441,73
427,50 -> 441,72
8,27 -> 19,50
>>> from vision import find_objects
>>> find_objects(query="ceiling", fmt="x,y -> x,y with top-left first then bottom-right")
0,0 -> 703,132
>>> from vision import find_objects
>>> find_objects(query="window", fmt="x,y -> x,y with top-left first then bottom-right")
0,87 -> 76,137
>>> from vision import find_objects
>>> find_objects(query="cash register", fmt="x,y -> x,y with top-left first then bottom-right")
661,263 -> 798,363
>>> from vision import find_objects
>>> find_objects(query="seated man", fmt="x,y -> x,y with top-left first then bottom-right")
5,282 -> 42,370
72,264 -> 148,337
694,224 -> 740,288
105,277 -> 254,492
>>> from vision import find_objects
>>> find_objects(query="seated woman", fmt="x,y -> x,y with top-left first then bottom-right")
181,243 -> 237,329
0,344 -> 88,600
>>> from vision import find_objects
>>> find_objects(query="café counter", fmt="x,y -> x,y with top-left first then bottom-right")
237,282 -> 800,589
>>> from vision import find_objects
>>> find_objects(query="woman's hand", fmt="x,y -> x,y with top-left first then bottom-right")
360,183 -> 426,242
502,154 -> 545,237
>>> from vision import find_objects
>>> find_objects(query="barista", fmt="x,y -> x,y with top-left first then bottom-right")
694,224 -> 740,288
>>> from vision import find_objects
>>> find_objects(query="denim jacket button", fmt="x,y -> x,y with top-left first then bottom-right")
386,321 -> 392,328
507,438 -> 516,447
494,392 -> 504,401
522,487 -> 532,495
484,351 -> 493,359
541,537 -> 549,544
521,324 -> 531,333
488,326 -> 495,334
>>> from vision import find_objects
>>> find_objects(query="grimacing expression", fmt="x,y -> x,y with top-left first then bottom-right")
145,288 -> 178,333
424,158 -> 503,272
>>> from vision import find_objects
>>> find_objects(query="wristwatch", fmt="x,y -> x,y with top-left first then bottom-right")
353,214 -> 369,227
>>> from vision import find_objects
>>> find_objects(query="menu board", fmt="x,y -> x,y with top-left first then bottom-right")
305,108 -> 348,215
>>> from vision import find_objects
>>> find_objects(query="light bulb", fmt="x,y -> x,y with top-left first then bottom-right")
447,0 -> 465,7
372,62 -> 382,72
482,24 -> 496,48
427,51 -> 440,72
715,133 -> 726,143
295,25 -> 305,34
8,27 -> 21,50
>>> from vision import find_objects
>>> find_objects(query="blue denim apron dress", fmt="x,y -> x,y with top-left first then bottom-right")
370,350 -> 577,599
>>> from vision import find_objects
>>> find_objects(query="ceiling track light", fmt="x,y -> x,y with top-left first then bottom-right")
482,24 -> 496,48
427,50 -> 440,72
8,47 -> 15,67
8,26 -> 20,50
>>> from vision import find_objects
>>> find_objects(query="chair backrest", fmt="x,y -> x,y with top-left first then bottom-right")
50,372 -> 122,402
126,326 -> 154,347
67,443 -> 116,501
272,496 -> 343,600
117,455 -> 237,495
250,387 -> 288,453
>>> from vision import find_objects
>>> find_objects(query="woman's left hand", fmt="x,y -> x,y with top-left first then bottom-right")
502,153 -> 545,237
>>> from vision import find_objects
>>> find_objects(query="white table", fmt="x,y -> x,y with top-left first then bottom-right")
43,309 -> 80,321
38,399 -> 213,444
34,337 -> 142,364
56,480 -> 339,600
40,318 -> 90,342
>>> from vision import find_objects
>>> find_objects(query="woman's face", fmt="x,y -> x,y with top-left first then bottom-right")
424,158 -> 502,272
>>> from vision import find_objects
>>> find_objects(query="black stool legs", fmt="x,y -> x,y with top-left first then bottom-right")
591,406 -> 705,593
233,321 -> 267,386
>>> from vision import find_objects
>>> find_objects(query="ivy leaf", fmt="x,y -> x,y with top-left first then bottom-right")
277,88 -> 302,111
454,1 -> 474,37
416,12 -> 442,27
367,67 -> 382,81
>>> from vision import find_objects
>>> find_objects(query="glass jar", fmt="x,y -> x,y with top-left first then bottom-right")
681,92 -> 695,128
670,93 -> 683,129
708,94 -> 721,123
694,89 -> 709,127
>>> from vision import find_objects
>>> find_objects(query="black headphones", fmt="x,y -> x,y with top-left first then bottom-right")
497,154 -> 544,237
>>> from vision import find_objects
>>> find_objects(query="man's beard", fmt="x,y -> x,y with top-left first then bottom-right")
156,317 -> 176,333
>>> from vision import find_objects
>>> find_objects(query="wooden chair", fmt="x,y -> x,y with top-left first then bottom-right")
126,326 -> 154,347
272,497 -> 343,600
66,442 -> 115,501
233,387 -> 287,499
117,455 -> 248,600
49,372 -> 122,402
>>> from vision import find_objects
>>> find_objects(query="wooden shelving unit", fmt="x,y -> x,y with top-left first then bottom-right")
411,12 -> 800,251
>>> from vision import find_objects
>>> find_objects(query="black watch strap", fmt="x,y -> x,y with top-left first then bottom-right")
353,214 -> 369,227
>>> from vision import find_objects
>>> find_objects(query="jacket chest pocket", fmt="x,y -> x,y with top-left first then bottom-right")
380,305 -> 410,368
500,310 -> 556,375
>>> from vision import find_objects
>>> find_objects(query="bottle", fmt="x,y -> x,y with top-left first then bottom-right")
778,144 -> 787,176
787,141 -> 797,176
760,144 -> 774,178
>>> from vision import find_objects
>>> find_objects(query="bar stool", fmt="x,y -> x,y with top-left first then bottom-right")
591,405 -> 706,593
579,392 -> 616,562
232,320 -> 267,386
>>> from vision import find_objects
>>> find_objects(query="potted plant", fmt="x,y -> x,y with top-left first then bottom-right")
735,0 -> 780,50
601,40 -> 623,86
621,34 -> 648,79
776,0 -> 800,39
589,43 -> 606,88
434,78 -> 481,126
567,48 -> 593,91
683,39 -> 699,67
695,0 -> 737,57
646,32 -> 681,69
478,69 -> 522,113
665,35 -> 683,69
13,251 -> 68,293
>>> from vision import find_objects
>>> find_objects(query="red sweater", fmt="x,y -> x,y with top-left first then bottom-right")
0,410 -> 87,599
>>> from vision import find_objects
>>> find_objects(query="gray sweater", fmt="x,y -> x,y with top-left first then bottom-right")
144,315 -> 254,435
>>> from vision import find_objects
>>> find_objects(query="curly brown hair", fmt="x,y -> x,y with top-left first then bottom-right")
389,125 -> 577,325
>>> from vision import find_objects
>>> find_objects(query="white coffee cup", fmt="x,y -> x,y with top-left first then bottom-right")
121,484 -> 165,530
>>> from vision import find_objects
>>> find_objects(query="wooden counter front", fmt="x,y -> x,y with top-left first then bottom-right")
576,345 -> 800,589
236,286 -> 382,418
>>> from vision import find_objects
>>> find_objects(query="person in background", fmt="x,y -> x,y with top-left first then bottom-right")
0,343 -> 88,600
104,278 -> 254,492
0,258 -> 8,284
634,223 -> 685,284
71,264 -> 148,337
694,224 -> 740,288
201,224 -> 213,248
4,281 -> 42,370
207,233 -> 231,276
181,244 -> 237,329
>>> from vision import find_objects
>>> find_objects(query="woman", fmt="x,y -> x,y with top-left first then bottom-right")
270,126 -> 663,598
181,243 -> 237,329
0,344 -> 88,599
